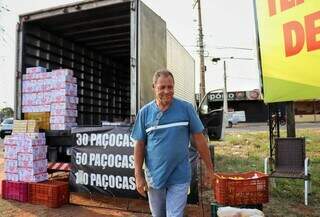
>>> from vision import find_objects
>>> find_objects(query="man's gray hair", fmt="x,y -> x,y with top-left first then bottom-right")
152,69 -> 175,85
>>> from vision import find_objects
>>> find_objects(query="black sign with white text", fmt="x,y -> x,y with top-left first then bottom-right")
69,125 -> 199,203
70,125 -> 140,198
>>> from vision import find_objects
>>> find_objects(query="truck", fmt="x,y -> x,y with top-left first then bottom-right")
14,0 -> 197,161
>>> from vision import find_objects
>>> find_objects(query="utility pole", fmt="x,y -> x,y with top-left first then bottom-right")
221,61 -> 228,138
194,0 -> 206,101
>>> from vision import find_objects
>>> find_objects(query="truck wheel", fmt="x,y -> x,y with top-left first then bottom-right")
0,132 -> 4,139
228,121 -> 233,128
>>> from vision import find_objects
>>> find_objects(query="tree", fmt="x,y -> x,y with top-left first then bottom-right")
1,107 -> 14,118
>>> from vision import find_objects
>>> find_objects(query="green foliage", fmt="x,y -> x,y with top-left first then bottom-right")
0,107 -> 13,119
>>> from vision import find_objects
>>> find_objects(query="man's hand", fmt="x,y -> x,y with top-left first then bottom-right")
135,174 -> 148,197
134,140 -> 147,197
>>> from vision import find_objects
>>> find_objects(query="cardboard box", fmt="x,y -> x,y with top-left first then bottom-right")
50,116 -> 76,124
18,170 -> 48,182
5,173 -> 19,182
22,105 -> 51,113
51,102 -> 77,110
4,159 -> 18,173
24,112 -> 50,130
18,158 -> 48,172
50,123 -> 77,130
26,66 -> 47,74
51,69 -> 73,77
4,145 -> 18,159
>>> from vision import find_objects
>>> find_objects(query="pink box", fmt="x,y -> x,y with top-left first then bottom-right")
4,136 -> 16,145
50,116 -> 76,124
43,92 -> 52,104
4,159 -> 18,173
5,173 -> 19,182
51,88 -> 77,97
51,109 -> 77,117
51,80 -> 77,90
50,123 -> 77,130
18,145 -> 47,158
23,72 -> 50,80
26,66 -> 47,74
50,94 -> 79,103
51,69 -> 73,77
4,145 -> 18,159
18,158 -> 47,172
18,170 -> 48,182
22,93 -> 37,105
55,75 -> 77,83
22,105 -> 51,113
8,133 -> 46,148
51,102 -> 77,110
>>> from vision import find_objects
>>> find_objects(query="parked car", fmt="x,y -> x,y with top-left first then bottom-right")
227,111 -> 246,128
0,118 -> 13,139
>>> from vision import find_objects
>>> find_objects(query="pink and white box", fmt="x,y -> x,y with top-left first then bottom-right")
22,105 -> 51,112
51,69 -> 73,77
26,66 -> 47,74
4,145 -> 18,159
51,87 -> 77,97
23,72 -> 51,80
50,116 -> 76,124
5,173 -> 19,182
18,157 -> 48,171
50,123 -> 77,130
22,93 -> 37,105
4,136 -> 16,145
54,75 -> 77,84
51,80 -> 77,90
51,109 -> 78,117
18,146 -> 47,158
18,169 -> 48,182
51,102 -> 77,110
51,94 -> 79,104
4,159 -> 18,173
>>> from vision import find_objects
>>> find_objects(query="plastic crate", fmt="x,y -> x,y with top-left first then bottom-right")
28,180 -> 69,208
213,171 -> 269,205
1,180 -> 29,202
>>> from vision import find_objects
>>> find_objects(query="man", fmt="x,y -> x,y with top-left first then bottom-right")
131,69 -> 214,217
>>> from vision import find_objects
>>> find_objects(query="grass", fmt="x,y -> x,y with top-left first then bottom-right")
213,128 -> 320,217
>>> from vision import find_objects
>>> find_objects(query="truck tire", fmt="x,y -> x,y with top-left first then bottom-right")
228,121 -> 233,128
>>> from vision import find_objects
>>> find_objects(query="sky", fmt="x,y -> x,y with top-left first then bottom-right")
0,0 -> 260,108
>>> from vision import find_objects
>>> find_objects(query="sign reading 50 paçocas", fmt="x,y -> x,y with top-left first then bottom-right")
255,0 -> 320,103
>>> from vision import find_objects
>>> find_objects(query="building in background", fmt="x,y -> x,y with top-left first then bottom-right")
196,90 -> 320,123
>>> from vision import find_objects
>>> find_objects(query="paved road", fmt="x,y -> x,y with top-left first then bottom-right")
226,122 -> 320,132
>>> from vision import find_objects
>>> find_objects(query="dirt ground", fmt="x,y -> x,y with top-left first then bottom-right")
0,141 -> 212,217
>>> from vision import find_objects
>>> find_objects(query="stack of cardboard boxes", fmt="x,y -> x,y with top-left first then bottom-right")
4,120 -> 48,182
22,67 -> 79,130
50,69 -> 78,130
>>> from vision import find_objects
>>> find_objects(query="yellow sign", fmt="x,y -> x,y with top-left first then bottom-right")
255,0 -> 320,103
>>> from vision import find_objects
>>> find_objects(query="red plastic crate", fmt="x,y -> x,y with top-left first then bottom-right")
213,171 -> 269,205
1,180 -> 29,202
28,180 -> 69,208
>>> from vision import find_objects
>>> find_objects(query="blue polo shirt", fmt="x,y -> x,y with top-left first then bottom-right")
131,98 -> 204,189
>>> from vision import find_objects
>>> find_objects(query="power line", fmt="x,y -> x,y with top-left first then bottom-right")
210,56 -> 255,61
214,46 -> 253,51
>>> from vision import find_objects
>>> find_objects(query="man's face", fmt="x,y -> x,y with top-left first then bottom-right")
153,75 -> 174,106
